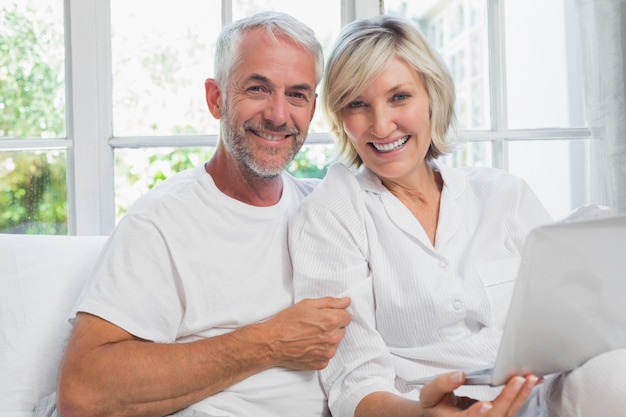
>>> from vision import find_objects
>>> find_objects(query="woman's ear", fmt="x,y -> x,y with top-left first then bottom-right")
205,78 -> 223,119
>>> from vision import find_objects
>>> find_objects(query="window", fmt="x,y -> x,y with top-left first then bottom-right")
0,0 -> 601,235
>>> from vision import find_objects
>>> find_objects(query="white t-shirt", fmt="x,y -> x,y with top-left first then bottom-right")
72,165 -> 326,417
289,162 -> 553,417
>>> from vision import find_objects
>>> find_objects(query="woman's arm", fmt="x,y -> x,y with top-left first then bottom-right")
290,165 -> 400,416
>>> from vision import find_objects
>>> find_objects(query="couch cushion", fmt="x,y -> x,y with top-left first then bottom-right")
0,234 -> 107,417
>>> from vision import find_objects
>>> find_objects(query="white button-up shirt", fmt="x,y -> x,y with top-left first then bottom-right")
289,162 -> 552,417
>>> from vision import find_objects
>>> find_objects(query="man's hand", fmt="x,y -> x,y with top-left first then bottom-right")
419,371 -> 539,417
262,297 -> 352,370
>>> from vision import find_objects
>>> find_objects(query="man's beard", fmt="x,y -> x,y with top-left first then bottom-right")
220,105 -> 306,179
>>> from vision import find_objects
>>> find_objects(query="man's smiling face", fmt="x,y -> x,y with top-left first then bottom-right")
220,28 -> 318,178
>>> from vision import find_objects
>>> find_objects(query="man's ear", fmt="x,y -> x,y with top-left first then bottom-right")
205,78 -> 223,119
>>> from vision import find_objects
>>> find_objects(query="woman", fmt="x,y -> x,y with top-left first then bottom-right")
289,14 -> 625,417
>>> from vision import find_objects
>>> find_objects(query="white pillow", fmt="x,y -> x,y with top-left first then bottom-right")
0,234 -> 107,417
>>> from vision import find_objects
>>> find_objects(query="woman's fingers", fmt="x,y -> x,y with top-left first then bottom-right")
488,375 -> 539,417
419,371 -> 466,408
419,372 -> 539,417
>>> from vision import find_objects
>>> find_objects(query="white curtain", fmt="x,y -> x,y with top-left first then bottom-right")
577,0 -> 626,213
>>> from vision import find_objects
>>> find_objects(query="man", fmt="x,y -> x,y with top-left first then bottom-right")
55,12 -> 351,417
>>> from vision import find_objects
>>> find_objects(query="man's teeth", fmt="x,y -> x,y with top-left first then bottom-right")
372,136 -> 409,152
256,131 -> 287,141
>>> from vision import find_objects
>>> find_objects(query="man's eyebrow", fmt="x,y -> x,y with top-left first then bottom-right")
291,83 -> 314,93
248,73 -> 270,84
248,74 -> 313,93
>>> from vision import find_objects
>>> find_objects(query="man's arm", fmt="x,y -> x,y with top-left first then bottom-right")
56,296 -> 351,417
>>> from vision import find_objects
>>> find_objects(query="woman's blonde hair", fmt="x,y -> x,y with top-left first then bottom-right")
322,15 -> 456,168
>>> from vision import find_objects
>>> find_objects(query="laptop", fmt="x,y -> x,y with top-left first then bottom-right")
407,214 -> 626,386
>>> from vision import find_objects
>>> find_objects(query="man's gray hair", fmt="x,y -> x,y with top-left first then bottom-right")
214,11 -> 324,91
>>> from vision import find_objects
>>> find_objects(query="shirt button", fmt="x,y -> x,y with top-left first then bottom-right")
453,298 -> 463,310
438,259 -> 448,268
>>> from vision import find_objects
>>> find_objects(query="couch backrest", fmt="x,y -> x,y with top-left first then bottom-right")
0,234 -> 107,417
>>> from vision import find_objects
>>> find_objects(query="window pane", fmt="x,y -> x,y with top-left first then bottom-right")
441,140 -> 493,168
111,0 -> 220,137
384,0 -> 491,130
505,0 -> 586,129
287,144 -> 335,179
232,0 -> 342,133
508,139 -> 589,219
0,0 -> 65,138
0,150 -> 68,234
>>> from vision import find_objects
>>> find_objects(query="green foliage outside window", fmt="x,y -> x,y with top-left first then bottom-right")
0,151 -> 67,234
0,3 -> 67,234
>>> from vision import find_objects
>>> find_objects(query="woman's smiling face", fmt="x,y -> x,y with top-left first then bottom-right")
341,57 -> 432,182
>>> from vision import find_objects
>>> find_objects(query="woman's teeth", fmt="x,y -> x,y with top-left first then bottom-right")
371,135 -> 409,153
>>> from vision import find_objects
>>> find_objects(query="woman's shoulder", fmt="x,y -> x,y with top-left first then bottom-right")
294,163 -> 364,216
448,164 -> 529,191
309,163 -> 361,199
326,162 -> 360,182
458,164 -> 522,181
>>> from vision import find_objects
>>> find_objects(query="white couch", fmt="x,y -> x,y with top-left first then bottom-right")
0,234 -> 108,417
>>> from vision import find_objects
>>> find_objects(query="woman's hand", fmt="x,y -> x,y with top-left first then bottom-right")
419,371 -> 539,417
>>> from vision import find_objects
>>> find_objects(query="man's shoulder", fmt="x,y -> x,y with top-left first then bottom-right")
126,166 -> 205,215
